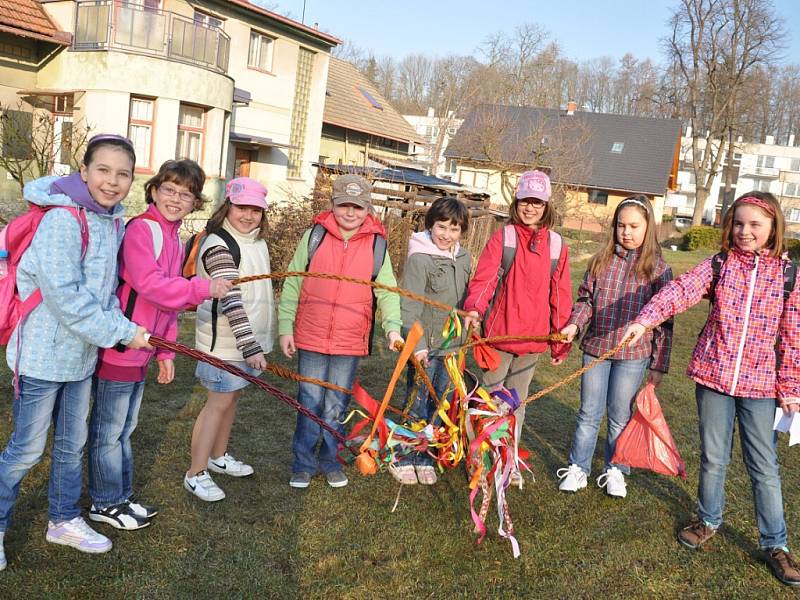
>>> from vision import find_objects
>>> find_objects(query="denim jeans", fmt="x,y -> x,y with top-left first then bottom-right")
399,356 -> 449,467
0,375 -> 92,530
88,378 -> 145,509
695,384 -> 787,549
568,354 -> 649,476
291,350 -> 360,475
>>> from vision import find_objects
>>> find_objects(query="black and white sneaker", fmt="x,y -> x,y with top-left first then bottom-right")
89,503 -> 151,531
127,497 -> 158,519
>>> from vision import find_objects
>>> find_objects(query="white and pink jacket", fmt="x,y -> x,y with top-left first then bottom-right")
97,204 -> 211,379
634,248 -> 800,405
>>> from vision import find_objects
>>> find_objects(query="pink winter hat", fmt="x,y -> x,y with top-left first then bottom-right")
226,177 -> 268,209
515,170 -> 551,202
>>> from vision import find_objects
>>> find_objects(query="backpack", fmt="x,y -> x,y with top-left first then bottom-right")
112,213 -> 172,352
305,223 -> 388,353
484,224 -> 564,321
0,205 -> 89,345
180,227 -> 241,352
706,251 -> 797,305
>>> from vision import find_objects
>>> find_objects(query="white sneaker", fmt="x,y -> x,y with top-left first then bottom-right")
184,471 -> 226,502
557,464 -> 588,492
46,516 -> 112,553
208,453 -> 254,477
597,466 -> 627,498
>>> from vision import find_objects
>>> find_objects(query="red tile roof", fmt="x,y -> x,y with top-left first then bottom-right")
0,0 -> 68,43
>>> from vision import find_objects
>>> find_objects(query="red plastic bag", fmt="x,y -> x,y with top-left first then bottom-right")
611,383 -> 687,480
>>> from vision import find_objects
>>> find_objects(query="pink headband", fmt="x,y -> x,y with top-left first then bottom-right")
738,196 -> 775,217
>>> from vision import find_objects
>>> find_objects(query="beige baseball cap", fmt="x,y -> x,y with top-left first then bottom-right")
331,174 -> 372,208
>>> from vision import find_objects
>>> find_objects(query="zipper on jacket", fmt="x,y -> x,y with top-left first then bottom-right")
729,254 -> 758,395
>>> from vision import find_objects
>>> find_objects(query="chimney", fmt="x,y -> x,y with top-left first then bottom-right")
788,133 -> 795,147
566,101 -> 577,115
427,107 -> 435,118
765,135 -> 775,145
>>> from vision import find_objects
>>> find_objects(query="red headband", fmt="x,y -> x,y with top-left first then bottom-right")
738,196 -> 775,217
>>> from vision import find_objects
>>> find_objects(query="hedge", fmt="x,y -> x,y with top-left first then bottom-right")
682,226 -> 721,251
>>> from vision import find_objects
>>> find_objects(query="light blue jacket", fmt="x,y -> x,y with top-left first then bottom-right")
6,176 -> 137,382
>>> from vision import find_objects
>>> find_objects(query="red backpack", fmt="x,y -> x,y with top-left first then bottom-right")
0,205 -> 89,345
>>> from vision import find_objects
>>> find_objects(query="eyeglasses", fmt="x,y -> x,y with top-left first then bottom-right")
518,199 -> 546,208
159,185 -> 196,204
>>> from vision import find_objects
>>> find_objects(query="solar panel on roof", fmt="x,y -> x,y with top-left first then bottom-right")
358,86 -> 383,110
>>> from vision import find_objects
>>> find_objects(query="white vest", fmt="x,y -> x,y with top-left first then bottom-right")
195,220 -> 274,361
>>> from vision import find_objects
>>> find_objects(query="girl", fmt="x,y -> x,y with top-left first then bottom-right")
89,160 -> 232,529
183,177 -> 274,502
393,196 -> 471,485
279,174 -> 403,490
0,134 -> 150,567
463,170 -> 572,487
623,192 -> 800,587
557,195 -> 673,499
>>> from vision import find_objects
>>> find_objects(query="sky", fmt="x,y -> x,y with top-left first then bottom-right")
266,0 -> 800,66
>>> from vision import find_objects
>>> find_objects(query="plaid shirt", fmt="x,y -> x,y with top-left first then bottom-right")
569,245 -> 673,372
635,249 -> 800,404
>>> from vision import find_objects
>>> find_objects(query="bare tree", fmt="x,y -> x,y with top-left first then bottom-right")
448,105 -> 592,223
666,0 -> 785,225
0,101 -> 91,196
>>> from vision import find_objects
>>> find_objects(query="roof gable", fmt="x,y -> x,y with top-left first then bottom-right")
0,0 -> 68,43
323,58 -> 422,144
447,104 -> 681,195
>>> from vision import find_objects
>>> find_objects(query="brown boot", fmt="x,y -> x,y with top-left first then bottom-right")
677,518 -> 717,549
764,548 -> 800,586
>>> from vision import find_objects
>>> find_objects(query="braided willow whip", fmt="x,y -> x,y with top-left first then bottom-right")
234,271 -> 470,316
523,334 -> 635,405
147,335 -> 351,446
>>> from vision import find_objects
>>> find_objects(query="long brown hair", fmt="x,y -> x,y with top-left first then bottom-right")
206,199 -> 269,240
720,191 -> 786,257
509,198 -> 556,229
589,195 -> 662,281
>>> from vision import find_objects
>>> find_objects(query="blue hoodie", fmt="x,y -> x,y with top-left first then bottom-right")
6,175 -> 137,382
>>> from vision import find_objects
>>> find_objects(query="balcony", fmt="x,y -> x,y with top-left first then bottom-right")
740,164 -> 780,178
73,1 -> 230,74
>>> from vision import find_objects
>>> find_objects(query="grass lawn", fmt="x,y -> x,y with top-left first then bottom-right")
0,248 -> 798,599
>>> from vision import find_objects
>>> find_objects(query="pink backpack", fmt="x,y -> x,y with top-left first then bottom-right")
0,205 -> 89,344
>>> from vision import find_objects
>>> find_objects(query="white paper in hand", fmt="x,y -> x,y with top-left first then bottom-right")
773,408 -> 800,446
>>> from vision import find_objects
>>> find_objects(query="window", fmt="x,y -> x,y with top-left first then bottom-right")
193,10 -> 222,29
611,142 -> 624,154
358,86 -> 383,110
176,104 -> 204,162
128,96 -> 154,169
458,169 -> 489,188
788,208 -> 800,223
248,31 -> 274,72
445,158 -> 457,174
784,182 -> 800,197
588,189 -> 608,205
757,155 -> 775,168
755,179 -> 772,192
1,109 -> 33,159
53,94 -> 73,114
791,158 -> 800,172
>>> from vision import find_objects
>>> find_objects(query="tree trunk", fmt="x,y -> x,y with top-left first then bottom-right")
692,187 -> 709,226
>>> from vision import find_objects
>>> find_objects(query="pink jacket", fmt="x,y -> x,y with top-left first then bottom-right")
635,248 -> 800,405
98,204 -> 211,369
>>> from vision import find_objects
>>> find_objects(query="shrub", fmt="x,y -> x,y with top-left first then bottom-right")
788,238 -> 800,261
682,226 -> 721,251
